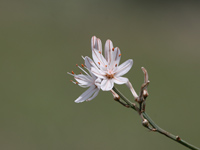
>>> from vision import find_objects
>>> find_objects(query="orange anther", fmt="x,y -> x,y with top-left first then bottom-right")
76,64 -> 78,66
80,72 -> 82,74
72,71 -> 75,74
76,82 -> 78,84
105,65 -> 107,67
81,64 -> 84,67
112,48 -> 114,51
119,54 -> 121,57
70,80 -> 73,82
115,64 -> 117,67
98,62 -> 100,65
99,51 -> 101,54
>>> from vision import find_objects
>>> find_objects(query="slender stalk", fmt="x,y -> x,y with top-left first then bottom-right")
113,87 -> 199,150
112,87 -> 136,110
142,112 -> 199,150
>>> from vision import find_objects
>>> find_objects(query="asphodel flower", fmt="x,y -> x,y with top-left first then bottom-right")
90,36 -> 134,91
68,56 -> 101,103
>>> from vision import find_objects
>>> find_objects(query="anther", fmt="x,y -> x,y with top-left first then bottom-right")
98,62 -> 100,65
99,51 -> 101,54
76,82 -> 78,84
115,64 -> 117,67
119,54 -> 121,57
81,64 -> 84,67
105,65 -> 107,67
80,72 -> 82,74
72,71 -> 75,74
112,48 -> 114,51
70,80 -> 73,82
76,64 -> 78,66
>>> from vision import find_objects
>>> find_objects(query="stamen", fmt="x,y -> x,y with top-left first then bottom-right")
98,62 -> 100,65
80,72 -> 82,74
115,64 -> 117,67
81,64 -> 84,67
72,71 -> 75,74
76,64 -> 78,67
112,48 -> 114,51
106,74 -> 114,79
81,56 -> 85,60
78,66 -> 90,76
67,72 -> 75,76
70,80 -> 77,85
105,65 -> 107,67
99,51 -> 101,54
119,54 -> 121,57
76,82 -> 78,84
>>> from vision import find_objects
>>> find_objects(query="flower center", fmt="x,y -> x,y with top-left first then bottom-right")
106,73 -> 114,79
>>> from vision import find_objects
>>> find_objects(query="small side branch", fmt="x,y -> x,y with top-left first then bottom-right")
111,89 -> 130,108
112,87 -> 136,110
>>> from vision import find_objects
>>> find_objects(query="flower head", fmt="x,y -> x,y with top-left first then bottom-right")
90,36 -> 133,91
68,56 -> 101,103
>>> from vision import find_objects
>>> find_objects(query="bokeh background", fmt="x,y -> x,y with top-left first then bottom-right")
1,1 -> 200,150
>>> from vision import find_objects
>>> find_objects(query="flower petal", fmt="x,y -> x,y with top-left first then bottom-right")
91,36 -> 102,52
91,36 -> 107,70
74,74 -> 92,86
94,78 -> 102,88
75,85 -> 97,103
101,79 -> 114,91
115,59 -> 133,77
84,56 -> 98,70
78,84 -> 90,88
92,48 -> 108,71
113,77 -> 128,85
104,39 -> 113,65
91,67 -> 106,79
87,89 -> 100,101
110,47 -> 121,70
83,56 -> 99,79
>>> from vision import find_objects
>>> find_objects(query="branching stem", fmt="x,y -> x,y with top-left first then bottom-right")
112,87 -> 199,150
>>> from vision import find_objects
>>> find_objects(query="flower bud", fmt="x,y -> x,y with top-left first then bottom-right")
142,119 -> 149,128
143,89 -> 149,98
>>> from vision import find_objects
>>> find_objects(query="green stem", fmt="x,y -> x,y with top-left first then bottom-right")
113,87 -> 199,150
112,87 -> 136,110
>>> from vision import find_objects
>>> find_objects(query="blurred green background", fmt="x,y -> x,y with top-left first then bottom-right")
0,1 -> 200,150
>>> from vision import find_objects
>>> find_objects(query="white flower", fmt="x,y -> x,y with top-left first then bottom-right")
68,56 -> 101,103
90,36 -> 133,91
